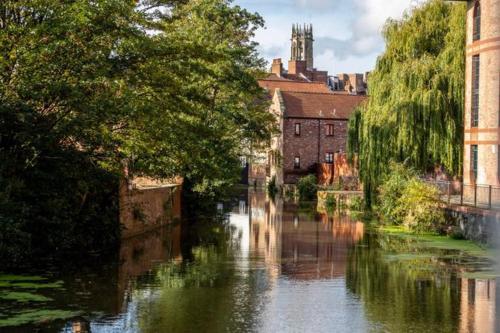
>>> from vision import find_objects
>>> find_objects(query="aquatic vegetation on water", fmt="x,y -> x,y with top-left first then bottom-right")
0,292 -> 52,303
378,226 -> 499,279
0,280 -> 64,289
379,226 -> 487,257
0,275 -> 48,282
0,275 -> 70,326
0,309 -> 80,327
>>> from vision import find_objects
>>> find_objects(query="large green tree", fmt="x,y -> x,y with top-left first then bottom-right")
347,0 -> 466,205
0,0 -> 274,264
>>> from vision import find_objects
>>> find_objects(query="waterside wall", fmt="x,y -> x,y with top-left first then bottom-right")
446,205 -> 500,246
119,179 -> 182,238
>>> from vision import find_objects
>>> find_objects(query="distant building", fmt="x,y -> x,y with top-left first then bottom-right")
267,90 -> 366,185
249,24 -> 367,186
463,0 -> 500,186
267,24 -> 368,95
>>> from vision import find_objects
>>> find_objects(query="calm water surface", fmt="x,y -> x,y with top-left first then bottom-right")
1,189 -> 499,333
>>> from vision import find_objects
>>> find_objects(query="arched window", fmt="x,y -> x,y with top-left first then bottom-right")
473,1 -> 481,41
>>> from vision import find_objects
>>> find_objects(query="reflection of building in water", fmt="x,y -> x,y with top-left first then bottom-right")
459,278 -> 497,333
249,190 -> 282,279
248,189 -> 364,280
118,225 -> 182,306
280,206 -> 364,280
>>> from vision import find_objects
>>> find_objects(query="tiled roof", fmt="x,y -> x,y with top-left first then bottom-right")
262,73 -> 291,81
280,91 -> 367,119
259,79 -> 332,95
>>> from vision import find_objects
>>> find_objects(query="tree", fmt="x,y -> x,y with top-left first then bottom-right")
0,0 -> 275,265
347,0 -> 466,205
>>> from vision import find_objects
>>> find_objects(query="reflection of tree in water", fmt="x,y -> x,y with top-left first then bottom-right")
131,215 -> 265,333
346,233 -> 464,333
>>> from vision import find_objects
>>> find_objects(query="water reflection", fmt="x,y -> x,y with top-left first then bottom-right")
1,189 -> 499,333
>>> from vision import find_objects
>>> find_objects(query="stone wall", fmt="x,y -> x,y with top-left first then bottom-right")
446,205 -> 500,246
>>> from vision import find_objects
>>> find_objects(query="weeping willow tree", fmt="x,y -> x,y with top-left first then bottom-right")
348,0 -> 466,206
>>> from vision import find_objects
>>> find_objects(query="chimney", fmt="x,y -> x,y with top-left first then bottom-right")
288,60 -> 307,75
271,58 -> 283,77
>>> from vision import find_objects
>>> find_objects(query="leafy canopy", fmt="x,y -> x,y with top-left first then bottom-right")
347,0 -> 466,205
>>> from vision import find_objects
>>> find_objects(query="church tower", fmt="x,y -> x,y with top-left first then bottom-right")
291,24 -> 314,70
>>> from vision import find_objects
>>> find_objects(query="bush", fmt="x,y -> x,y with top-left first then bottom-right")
378,162 -> 445,233
396,179 -> 445,233
325,194 -> 336,211
349,196 -> 365,211
379,162 -> 417,224
297,175 -> 317,201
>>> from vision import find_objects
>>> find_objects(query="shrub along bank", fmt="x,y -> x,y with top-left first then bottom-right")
378,163 -> 445,234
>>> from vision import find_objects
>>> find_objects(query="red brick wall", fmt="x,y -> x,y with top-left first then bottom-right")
282,117 -> 348,183
119,181 -> 182,238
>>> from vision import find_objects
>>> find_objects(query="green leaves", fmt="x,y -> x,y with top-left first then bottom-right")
0,0 -> 274,264
347,0 -> 466,205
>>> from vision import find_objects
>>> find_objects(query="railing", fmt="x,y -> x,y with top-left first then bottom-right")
423,179 -> 500,210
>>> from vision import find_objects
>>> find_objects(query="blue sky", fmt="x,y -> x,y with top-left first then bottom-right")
235,0 -> 418,74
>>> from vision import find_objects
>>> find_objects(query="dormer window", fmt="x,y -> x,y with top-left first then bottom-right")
473,1 -> 481,41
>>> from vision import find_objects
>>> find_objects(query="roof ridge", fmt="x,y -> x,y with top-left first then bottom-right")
259,79 -> 326,84
281,91 -> 367,97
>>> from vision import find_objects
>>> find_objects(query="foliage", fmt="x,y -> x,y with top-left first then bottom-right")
347,0 -> 466,205
0,0 -> 274,265
378,163 -> 444,233
397,179 -> 445,233
297,175 -> 317,201
267,176 -> 278,197
348,196 -> 365,212
325,194 -> 337,211
379,162 -> 418,224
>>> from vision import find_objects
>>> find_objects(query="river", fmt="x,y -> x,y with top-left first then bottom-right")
0,188 -> 499,332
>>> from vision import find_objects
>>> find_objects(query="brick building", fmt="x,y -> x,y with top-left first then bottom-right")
266,90 -> 366,185
463,0 -> 500,186
248,24 -> 367,186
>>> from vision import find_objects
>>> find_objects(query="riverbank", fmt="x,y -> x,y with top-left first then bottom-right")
1,188 -> 499,332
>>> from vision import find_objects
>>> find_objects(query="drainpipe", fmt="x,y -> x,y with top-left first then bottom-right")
317,119 -> 321,164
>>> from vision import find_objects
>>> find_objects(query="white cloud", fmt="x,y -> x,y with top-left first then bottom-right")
238,0 -> 415,74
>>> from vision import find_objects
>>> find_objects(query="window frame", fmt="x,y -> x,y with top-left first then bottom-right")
473,1 -> 481,42
326,124 -> 334,136
471,145 -> 478,182
471,55 -> 480,128
325,152 -> 333,164
294,156 -> 301,169
294,123 -> 301,136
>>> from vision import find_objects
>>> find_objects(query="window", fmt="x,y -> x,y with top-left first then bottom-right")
472,145 -> 478,181
473,1 -> 481,42
294,156 -> 300,169
471,55 -> 480,127
326,124 -> 334,136
325,152 -> 333,164
295,123 -> 301,136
